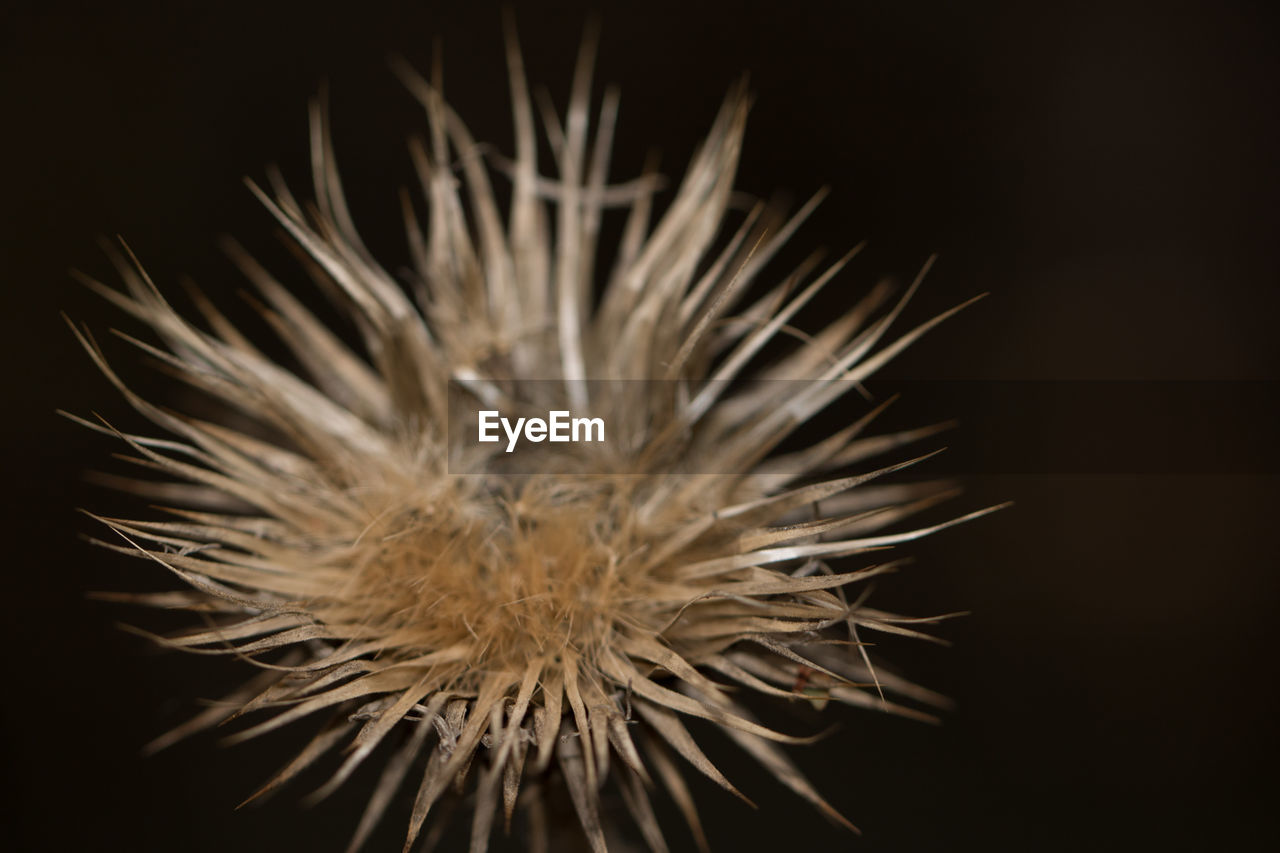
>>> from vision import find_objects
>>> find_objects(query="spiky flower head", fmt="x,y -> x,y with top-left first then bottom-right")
71,21 -> 997,853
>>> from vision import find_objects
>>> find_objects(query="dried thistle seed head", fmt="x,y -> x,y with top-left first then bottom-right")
70,20 -> 999,853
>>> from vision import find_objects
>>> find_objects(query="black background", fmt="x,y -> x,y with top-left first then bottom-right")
3,1 -> 1278,850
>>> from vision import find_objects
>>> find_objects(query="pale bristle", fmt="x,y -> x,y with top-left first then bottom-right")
70,18 -> 998,853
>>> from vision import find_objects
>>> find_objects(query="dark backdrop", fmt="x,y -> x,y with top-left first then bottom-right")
3,1 -> 1277,850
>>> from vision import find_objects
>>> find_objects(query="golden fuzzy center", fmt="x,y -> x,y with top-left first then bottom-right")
324,488 -> 636,672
